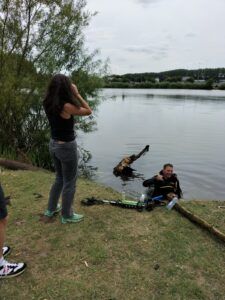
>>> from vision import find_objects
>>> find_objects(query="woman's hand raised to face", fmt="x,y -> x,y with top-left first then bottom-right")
71,83 -> 79,97
64,84 -> 92,116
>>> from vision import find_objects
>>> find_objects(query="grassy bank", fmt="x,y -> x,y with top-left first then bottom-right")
0,169 -> 225,300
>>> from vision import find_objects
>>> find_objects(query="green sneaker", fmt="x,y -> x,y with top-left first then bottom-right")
44,204 -> 61,217
61,213 -> 84,224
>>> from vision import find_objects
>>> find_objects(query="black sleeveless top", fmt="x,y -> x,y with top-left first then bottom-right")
46,113 -> 75,142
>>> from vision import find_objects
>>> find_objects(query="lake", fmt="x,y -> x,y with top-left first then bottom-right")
78,88 -> 225,201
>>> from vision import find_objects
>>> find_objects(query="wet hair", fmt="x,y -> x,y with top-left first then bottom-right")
163,163 -> 173,169
43,74 -> 80,114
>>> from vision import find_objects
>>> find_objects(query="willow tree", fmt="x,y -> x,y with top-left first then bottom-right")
0,0 -> 105,168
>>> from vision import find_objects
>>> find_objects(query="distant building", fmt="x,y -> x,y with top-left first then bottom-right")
155,77 -> 160,83
194,79 -> 206,84
218,79 -> 225,86
182,76 -> 191,81
218,73 -> 225,79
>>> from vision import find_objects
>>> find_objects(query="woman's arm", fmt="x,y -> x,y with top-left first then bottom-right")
63,84 -> 92,116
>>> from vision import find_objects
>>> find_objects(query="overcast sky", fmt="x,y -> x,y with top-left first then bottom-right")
85,0 -> 225,74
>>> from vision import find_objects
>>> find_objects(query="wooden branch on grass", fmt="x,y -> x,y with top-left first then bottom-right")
0,158 -> 42,171
174,202 -> 225,243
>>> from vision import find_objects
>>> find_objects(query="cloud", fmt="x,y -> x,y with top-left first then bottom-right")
185,33 -> 196,38
86,27 -> 115,44
124,45 -> 169,61
135,0 -> 163,5
152,49 -> 168,61
124,46 -> 154,55
86,0 -> 225,73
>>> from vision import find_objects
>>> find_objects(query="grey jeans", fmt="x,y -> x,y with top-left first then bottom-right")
48,139 -> 78,218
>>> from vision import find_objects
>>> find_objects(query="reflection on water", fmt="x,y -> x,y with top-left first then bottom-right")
78,89 -> 225,200
120,93 -> 225,102
113,170 -> 146,183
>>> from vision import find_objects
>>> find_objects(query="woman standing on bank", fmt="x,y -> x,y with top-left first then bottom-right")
43,74 -> 92,224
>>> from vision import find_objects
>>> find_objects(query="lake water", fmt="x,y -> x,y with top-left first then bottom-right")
78,88 -> 225,201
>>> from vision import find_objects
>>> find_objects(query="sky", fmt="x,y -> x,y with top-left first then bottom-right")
85,0 -> 225,74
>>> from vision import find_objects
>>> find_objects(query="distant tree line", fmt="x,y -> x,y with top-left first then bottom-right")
104,68 -> 225,90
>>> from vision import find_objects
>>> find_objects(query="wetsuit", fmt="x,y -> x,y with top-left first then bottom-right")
143,170 -> 182,199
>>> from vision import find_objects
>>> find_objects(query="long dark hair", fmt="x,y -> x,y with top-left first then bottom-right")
43,74 -> 80,114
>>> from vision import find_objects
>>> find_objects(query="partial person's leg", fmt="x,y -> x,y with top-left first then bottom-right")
0,185 -> 26,278
0,218 -> 7,258
0,184 -> 7,256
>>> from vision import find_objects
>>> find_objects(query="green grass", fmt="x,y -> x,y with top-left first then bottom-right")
0,169 -> 225,300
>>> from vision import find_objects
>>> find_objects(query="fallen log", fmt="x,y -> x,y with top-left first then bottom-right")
174,202 -> 225,243
113,145 -> 149,176
0,158 -> 42,171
